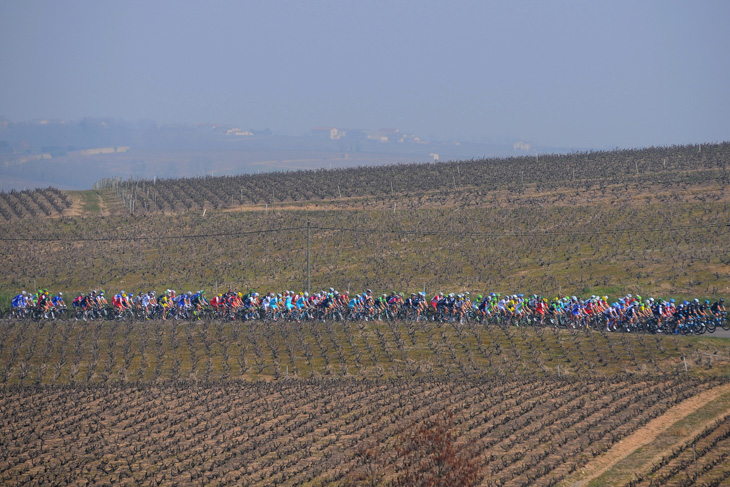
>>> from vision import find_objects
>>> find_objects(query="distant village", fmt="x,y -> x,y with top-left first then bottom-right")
309,127 -> 426,144
216,123 -> 427,144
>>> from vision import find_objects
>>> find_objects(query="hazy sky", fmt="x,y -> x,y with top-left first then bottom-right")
1,1 -> 728,148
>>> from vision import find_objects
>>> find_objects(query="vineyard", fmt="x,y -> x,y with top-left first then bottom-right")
1,317 -> 730,485
0,319 -> 728,386
0,187 -> 71,220
92,143 -> 730,215
1,144 -> 728,301
624,414 -> 730,487
1,143 -> 729,486
1,198 -> 727,301
0,374 -> 725,487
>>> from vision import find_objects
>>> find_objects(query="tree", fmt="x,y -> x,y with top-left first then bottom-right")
390,410 -> 479,487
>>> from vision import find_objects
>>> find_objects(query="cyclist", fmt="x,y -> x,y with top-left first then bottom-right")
711,298 -> 725,317
140,292 -> 152,318
11,291 -> 30,316
112,291 -> 125,311
191,290 -> 208,310
37,291 -> 52,317
51,292 -> 66,312
430,292 -> 442,312
413,292 -> 427,321
210,293 -> 223,311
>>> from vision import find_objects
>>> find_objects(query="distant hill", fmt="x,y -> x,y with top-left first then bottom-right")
0,118 -> 582,191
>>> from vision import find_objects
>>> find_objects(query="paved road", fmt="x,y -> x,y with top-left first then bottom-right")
661,327 -> 730,339
705,328 -> 730,339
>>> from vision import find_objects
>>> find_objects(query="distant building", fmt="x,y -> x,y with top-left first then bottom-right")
311,127 -> 345,140
226,128 -> 254,137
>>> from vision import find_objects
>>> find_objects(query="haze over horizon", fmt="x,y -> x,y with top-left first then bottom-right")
1,0 -> 728,150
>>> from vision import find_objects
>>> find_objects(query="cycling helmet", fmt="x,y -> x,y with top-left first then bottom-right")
58,292 -> 63,296
705,300 -> 710,304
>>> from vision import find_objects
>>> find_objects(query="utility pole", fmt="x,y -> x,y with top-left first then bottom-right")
306,221 -> 311,294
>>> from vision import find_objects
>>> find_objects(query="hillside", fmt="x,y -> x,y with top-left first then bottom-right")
96,143 -> 730,215
2,143 -> 730,486
1,143 -> 729,301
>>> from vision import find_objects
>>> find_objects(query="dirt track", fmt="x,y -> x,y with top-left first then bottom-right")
565,382 -> 730,486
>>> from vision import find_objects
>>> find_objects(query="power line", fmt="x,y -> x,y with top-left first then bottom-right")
0,226 -> 307,242
0,223 -> 727,243
312,223 -> 730,238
